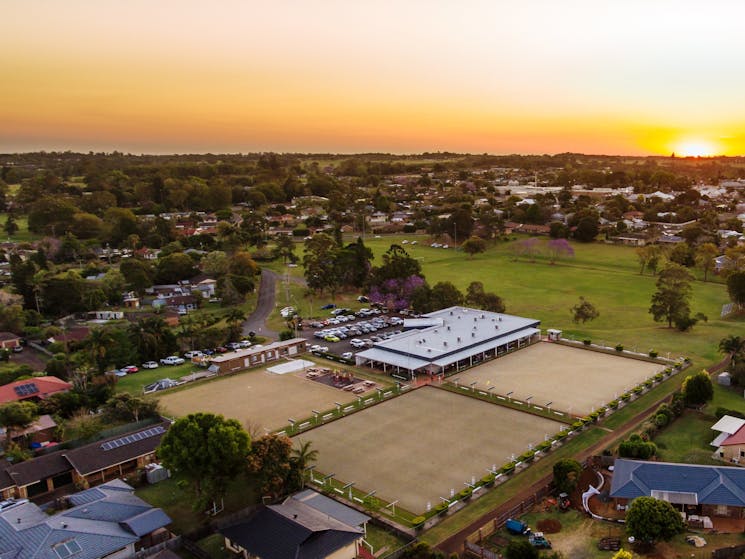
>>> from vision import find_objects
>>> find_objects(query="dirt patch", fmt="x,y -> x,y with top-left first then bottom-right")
537,519 -> 562,533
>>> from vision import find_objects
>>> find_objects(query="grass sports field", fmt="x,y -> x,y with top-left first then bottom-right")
157,368 -> 361,433
300,386 -> 564,513
356,235 -> 741,367
452,342 -> 663,416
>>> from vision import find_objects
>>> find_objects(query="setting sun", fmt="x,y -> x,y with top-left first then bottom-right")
673,139 -> 720,157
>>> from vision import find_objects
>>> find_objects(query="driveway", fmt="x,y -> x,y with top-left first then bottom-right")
242,269 -> 279,341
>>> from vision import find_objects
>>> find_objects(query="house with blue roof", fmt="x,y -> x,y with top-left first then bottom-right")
610,458 -> 745,521
0,479 -> 172,559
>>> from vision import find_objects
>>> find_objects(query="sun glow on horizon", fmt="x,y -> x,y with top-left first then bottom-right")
672,138 -> 721,158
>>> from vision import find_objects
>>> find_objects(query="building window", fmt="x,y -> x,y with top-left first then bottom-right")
52,539 -> 82,558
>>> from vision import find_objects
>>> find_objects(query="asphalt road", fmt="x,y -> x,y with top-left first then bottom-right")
242,269 -> 278,340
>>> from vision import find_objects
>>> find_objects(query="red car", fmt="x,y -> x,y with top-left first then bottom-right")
121,365 -> 139,374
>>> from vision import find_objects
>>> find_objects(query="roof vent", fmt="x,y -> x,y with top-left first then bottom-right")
443,341 -> 447,346
499,317 -> 502,321
474,317 -> 477,322
457,337 -> 461,342
472,332 -> 475,337
450,311 -> 453,315
427,348 -> 431,352
495,325 -> 499,329
481,314 -> 485,319
447,326 -> 450,331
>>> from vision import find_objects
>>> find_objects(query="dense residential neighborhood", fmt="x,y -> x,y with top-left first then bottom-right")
0,151 -> 744,558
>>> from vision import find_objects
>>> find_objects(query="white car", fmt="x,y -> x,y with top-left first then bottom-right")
160,356 -> 185,366
341,352 -> 354,360
238,340 -> 252,348
184,350 -> 204,359
141,361 -> 159,369
350,339 -> 365,348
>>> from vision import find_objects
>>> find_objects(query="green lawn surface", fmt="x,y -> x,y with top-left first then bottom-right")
114,362 -> 198,396
135,475 -> 258,535
0,213 -> 40,243
654,382 -> 745,464
347,235 -> 740,366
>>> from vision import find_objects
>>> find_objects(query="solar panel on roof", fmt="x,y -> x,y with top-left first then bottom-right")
13,383 -> 39,396
100,425 -> 166,450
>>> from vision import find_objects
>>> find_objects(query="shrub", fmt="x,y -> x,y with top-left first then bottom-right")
412,515 -> 426,527
482,473 -> 496,486
583,339 -> 591,346
609,400 -> 619,409
588,412 -> 600,422
654,373 -> 663,382
500,463 -> 515,475
518,451 -> 536,463
644,380 -> 653,388
618,433 -> 657,459
435,502 -> 449,515
458,488 -> 473,500
571,421 -> 584,430
615,344 -> 624,352
649,350 -> 658,358
621,393 -> 631,402
536,441 -> 552,452
633,386 -> 643,394
716,407 -> 745,420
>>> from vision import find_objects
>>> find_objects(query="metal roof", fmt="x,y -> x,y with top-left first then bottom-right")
711,415 -> 745,435
0,481 -> 171,559
354,348 -> 430,370
610,459 -> 745,507
290,489 -> 370,529
431,328 -> 540,367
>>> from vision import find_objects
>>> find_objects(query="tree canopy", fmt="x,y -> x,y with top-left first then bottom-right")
649,264 -> 694,328
158,413 -> 250,506
625,496 -> 684,543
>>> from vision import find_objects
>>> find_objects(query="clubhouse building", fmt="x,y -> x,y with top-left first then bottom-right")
355,306 -> 541,379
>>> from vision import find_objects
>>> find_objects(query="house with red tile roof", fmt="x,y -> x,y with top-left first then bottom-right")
0,376 -> 72,405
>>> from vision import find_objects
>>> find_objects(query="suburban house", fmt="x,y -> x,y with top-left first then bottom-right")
0,479 -> 172,559
0,376 -> 73,405
610,458 -> 745,521
0,332 -> 21,349
0,420 -> 170,500
711,415 -> 745,464
0,414 -> 57,447
355,306 -> 541,379
208,338 -> 308,375
219,489 -> 368,559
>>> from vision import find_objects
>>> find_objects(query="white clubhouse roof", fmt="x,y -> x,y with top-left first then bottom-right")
356,306 -> 540,370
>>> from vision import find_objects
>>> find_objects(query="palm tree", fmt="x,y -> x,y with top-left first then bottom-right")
290,440 -> 319,491
291,440 -> 318,470
86,328 -> 115,375
719,335 -> 745,368
225,308 -> 246,342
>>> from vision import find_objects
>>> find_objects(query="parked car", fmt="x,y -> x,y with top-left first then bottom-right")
321,303 -> 336,310
120,365 -> 139,374
12,346 -> 23,353
160,356 -> 185,366
184,350 -> 204,359
324,335 -> 340,343
238,340 -> 252,348
341,352 -> 354,360
142,361 -> 159,369
357,295 -> 370,303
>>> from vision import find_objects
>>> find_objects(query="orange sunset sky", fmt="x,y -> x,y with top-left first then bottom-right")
3,0 -> 745,156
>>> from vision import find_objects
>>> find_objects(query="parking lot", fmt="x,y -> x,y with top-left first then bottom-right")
299,308 -> 407,358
